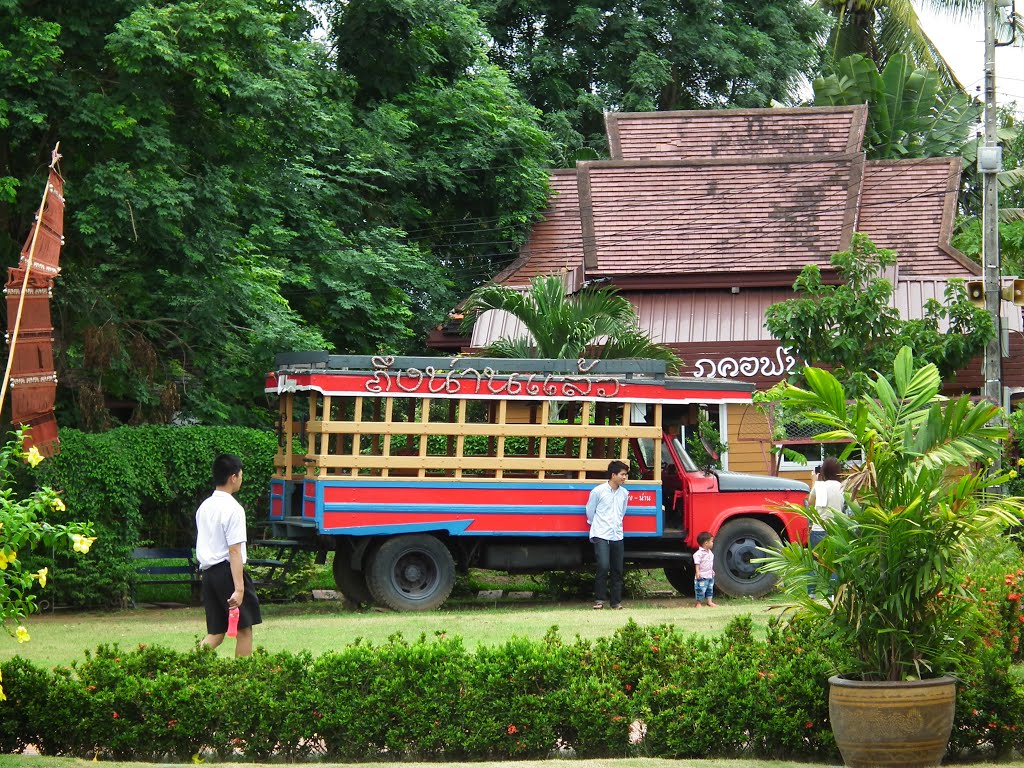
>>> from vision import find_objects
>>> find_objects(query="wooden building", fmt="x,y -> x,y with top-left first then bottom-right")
436,106 -> 1023,480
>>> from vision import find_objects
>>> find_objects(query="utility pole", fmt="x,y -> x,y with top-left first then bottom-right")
981,0 -> 1003,411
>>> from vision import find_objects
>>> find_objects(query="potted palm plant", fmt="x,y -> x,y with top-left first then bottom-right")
758,347 -> 1024,768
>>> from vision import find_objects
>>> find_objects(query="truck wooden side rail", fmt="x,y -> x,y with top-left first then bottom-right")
266,353 -> 808,610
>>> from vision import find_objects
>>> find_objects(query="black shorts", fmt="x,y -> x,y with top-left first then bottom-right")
200,561 -> 262,635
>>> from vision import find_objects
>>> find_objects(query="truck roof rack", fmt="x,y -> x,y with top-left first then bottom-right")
274,352 -> 669,378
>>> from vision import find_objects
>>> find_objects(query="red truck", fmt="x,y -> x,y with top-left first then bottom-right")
266,353 -> 809,610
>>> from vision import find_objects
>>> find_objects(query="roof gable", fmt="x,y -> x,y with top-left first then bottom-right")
491,169 -> 584,287
606,106 -> 868,161
578,154 -> 863,282
856,158 -> 979,277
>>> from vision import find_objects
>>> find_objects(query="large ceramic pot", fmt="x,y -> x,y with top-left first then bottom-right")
828,675 -> 956,768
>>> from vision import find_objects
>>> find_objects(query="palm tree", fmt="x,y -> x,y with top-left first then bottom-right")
818,0 -> 1018,89
461,274 -> 682,372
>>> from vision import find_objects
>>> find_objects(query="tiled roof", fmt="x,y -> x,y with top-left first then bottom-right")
857,158 -> 979,277
606,106 -> 867,161
490,169 -> 584,287
578,155 -> 862,279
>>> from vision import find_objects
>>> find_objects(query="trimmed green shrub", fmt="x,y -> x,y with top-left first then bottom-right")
2,617 -> 1022,762
24,425 -> 278,607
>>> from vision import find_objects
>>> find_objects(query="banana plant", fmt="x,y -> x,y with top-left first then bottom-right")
813,53 -> 980,160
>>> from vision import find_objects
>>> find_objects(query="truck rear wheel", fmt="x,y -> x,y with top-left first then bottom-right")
663,565 -> 696,597
367,534 -> 455,611
714,519 -> 782,598
332,547 -> 373,608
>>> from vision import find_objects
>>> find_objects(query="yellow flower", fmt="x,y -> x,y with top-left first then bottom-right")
192,754 -> 205,764
0,551 -> 7,570
16,626 -> 30,643
24,445 -> 44,467
51,497 -> 66,512
0,668 -> 5,702
1018,457 -> 1024,467
36,567 -> 48,588
72,534 -> 96,554
1011,470 -> 1019,480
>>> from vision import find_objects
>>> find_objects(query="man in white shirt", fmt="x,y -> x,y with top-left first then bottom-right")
586,460 -> 630,609
196,453 -> 262,656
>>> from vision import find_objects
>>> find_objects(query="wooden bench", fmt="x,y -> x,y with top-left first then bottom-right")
130,545 -> 294,607
130,547 -> 200,607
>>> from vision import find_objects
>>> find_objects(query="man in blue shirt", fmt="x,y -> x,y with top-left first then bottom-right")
586,460 -> 630,609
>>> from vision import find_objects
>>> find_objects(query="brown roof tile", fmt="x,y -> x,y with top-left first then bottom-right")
606,106 -> 867,161
856,158 -> 979,277
578,155 -> 863,280
490,170 -> 584,287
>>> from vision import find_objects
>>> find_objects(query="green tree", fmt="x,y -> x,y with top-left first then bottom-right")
318,0 -> 554,304
468,0 -> 828,159
763,233 -> 993,395
461,274 -> 682,370
1,0 -> 552,428
813,54 -> 980,160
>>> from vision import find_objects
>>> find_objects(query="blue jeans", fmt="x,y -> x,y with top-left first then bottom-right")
593,538 -> 624,605
694,577 -> 714,602
808,528 -> 831,596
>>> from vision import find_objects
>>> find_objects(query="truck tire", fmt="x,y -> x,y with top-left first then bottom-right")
366,534 -> 455,611
714,518 -> 782,598
332,548 -> 373,608
663,565 -> 696,597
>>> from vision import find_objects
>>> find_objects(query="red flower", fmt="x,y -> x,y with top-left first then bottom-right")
1008,593 -> 1021,602
805,721 -> 814,729
651,646 -> 659,653
507,724 -> 518,735
167,720 -> 177,728
625,683 -> 632,691
112,712 -> 119,719
980,588 -> 988,593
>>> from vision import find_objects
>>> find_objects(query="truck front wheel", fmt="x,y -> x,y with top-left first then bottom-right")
714,519 -> 782,598
663,565 -> 696,597
366,534 -> 455,611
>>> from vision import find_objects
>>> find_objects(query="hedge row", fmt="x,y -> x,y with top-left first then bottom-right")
25,425 -> 278,608
2,618 -> 1021,762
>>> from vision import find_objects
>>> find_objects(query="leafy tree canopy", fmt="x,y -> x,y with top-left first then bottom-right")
461,274 -> 682,371
467,0 -> 828,160
764,233 -> 994,395
0,0 -> 552,428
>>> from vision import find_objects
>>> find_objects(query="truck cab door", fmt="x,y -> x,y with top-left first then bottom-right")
660,432 -> 686,529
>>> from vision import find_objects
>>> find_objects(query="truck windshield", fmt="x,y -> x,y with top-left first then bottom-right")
642,436 -> 701,473
671,437 -> 700,472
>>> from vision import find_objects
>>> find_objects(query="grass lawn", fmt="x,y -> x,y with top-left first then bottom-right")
2,595 -> 780,667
